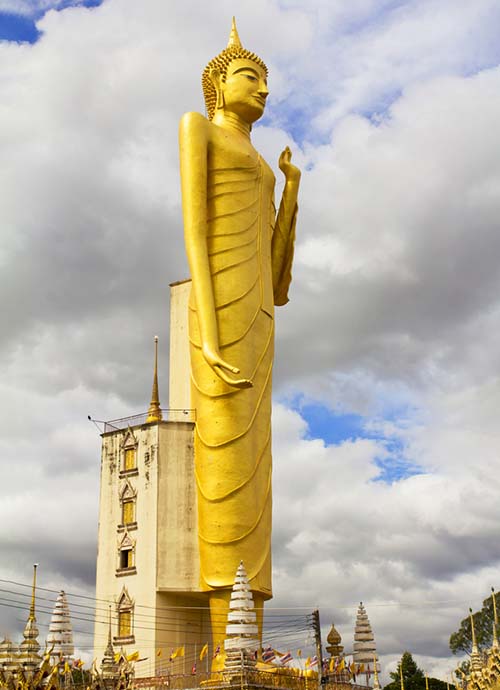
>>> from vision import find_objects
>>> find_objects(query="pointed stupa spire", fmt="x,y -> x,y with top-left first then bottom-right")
146,335 -> 162,423
101,606 -> 119,681
469,608 -> 483,672
353,602 -> 380,685
224,561 -> 259,676
18,564 -> 42,675
227,17 -> 242,49
46,591 -> 74,663
492,588 -> 499,649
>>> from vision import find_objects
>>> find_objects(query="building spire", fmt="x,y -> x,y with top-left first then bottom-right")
29,563 -> 37,621
227,17 -> 242,49
470,608 -> 482,672
492,588 -> 499,649
18,564 -> 41,675
146,335 -> 162,423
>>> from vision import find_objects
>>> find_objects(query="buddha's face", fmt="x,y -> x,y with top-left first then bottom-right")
219,58 -> 269,123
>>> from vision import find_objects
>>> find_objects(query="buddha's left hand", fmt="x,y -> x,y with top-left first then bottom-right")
279,146 -> 301,183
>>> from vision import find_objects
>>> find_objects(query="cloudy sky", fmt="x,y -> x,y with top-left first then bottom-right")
2,0 -> 500,682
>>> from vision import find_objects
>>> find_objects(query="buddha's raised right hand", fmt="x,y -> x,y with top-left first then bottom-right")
202,343 -> 253,389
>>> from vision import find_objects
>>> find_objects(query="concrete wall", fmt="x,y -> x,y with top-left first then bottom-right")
94,424 -> 159,671
168,280 -> 192,418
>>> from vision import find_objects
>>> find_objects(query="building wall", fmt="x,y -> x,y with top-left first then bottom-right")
94,419 -> 210,677
168,280 -> 192,418
94,424 -> 160,670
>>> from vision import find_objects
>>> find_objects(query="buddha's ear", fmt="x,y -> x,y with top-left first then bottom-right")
210,68 -> 224,110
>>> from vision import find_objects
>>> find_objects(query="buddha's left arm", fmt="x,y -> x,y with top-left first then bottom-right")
272,147 -> 301,306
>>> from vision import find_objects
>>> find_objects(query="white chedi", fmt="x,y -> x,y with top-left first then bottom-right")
224,561 -> 259,672
47,591 -> 74,662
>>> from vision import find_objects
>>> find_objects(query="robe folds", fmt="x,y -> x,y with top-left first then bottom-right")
188,152 -> 296,597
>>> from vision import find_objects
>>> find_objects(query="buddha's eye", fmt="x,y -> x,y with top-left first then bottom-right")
245,75 -> 257,82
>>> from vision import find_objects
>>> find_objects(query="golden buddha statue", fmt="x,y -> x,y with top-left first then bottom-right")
179,19 -> 300,663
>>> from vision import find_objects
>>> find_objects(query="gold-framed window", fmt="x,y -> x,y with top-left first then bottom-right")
118,610 -> 132,637
124,448 -> 136,471
122,499 -> 135,525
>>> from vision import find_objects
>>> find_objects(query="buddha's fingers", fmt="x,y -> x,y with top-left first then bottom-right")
213,365 -> 253,389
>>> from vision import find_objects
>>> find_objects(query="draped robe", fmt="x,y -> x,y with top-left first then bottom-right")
188,133 -> 296,596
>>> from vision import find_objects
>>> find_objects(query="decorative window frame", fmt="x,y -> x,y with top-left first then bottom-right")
114,587 -> 135,645
119,429 -> 138,478
116,532 -> 137,576
118,481 -> 137,530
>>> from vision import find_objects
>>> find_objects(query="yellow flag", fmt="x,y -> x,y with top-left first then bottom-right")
329,658 -> 335,672
63,661 -> 71,674
360,663 -> 365,673
199,643 -> 209,661
157,649 -> 162,657
305,657 -> 311,668
127,652 -> 139,662
172,646 -> 184,659
339,658 -> 345,671
297,649 -> 302,658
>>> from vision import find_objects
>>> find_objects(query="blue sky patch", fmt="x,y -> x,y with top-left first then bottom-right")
0,13 -> 41,43
0,0 -> 103,44
288,397 -> 423,483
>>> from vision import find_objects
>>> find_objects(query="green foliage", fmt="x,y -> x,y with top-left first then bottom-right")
449,590 -> 500,655
382,651 -> 448,690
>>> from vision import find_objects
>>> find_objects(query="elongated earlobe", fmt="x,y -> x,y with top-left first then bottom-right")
210,68 -> 224,111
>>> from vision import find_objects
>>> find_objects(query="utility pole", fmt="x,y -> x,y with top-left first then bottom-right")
312,609 -> 324,688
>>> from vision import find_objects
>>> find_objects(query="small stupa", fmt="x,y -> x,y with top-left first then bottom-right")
47,591 -> 74,663
17,565 -> 42,675
224,561 -> 259,677
353,602 -> 380,686
100,608 -> 120,682
0,637 -> 19,674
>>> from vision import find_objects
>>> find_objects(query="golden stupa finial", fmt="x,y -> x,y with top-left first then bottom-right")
29,563 -> 38,621
400,660 -> 405,690
470,608 -> 479,653
227,17 -> 242,49
425,672 -> 429,690
492,587 -> 499,648
146,336 -> 162,423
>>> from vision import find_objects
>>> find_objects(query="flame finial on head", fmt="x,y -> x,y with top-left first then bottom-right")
227,17 -> 242,49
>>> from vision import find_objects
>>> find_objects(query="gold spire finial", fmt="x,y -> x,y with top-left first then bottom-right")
470,608 -> 478,651
492,588 -> 499,648
400,660 -> 405,690
146,336 -> 162,423
29,564 -> 38,621
425,672 -> 429,690
227,17 -> 242,49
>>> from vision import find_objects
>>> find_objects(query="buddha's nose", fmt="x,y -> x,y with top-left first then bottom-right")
259,82 -> 269,98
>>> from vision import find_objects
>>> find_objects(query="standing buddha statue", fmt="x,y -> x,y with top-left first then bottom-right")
179,19 -> 300,665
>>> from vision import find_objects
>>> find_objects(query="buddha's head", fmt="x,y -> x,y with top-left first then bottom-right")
202,18 -> 268,123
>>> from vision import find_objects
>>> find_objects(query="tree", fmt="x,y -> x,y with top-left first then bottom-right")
449,590 -> 500,655
382,652 -> 448,690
